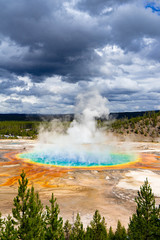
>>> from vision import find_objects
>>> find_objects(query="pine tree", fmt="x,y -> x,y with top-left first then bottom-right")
128,178 -> 160,240
85,226 -> 94,240
108,226 -> 115,240
12,170 -> 30,239
12,170 -> 45,240
64,220 -> 72,240
45,193 -> 64,240
114,220 -> 127,240
1,215 -> 18,240
70,213 -> 85,240
86,210 -> 107,240
24,186 -> 45,239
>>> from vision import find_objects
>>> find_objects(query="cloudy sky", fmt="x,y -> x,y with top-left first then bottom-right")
0,0 -> 160,114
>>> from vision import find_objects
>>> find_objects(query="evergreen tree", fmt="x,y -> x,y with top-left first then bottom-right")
1,215 -> 18,240
85,226 -> 94,240
108,226 -> 115,240
86,210 -> 107,240
24,186 -> 45,239
70,213 -> 85,240
64,220 -> 72,240
12,170 -> 30,239
114,220 -> 127,240
45,193 -> 64,240
128,178 -> 160,240
12,171 -> 45,240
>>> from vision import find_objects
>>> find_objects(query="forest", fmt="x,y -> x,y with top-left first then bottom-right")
0,171 -> 159,240
0,121 -> 39,139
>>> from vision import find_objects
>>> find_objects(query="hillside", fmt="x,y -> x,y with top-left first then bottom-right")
109,111 -> 160,141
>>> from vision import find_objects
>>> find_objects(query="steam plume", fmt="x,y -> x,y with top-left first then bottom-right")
67,91 -> 109,144
38,91 -> 109,146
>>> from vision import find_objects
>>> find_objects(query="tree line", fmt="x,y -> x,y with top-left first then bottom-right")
0,121 -> 39,138
0,121 -> 70,139
0,171 -> 159,239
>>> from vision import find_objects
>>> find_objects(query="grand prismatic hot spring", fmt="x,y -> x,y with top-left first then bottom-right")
19,145 -> 138,168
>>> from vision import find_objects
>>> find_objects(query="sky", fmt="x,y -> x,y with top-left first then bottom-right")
0,0 -> 160,114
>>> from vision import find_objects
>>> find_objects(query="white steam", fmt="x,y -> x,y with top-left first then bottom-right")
38,91 -> 109,146
67,91 -> 109,144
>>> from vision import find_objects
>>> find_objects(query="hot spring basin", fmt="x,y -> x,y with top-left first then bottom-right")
19,149 -> 137,168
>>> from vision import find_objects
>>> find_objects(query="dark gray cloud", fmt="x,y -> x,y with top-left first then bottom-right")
77,0 -> 131,15
109,4 -> 160,52
0,0 -> 108,81
0,69 -> 26,94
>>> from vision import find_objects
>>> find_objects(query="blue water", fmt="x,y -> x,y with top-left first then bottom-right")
20,150 -> 136,167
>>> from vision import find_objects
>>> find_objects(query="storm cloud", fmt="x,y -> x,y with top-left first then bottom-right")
0,0 -> 160,113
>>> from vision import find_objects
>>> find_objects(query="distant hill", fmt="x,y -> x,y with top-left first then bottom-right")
0,111 -> 159,121
0,114 -> 74,121
109,110 -> 160,120
110,110 -> 160,141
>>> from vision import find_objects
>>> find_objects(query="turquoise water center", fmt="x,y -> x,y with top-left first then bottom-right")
20,148 -> 137,167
